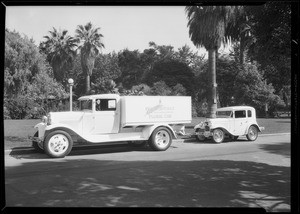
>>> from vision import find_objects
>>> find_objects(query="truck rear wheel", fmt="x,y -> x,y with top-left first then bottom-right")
149,127 -> 172,151
44,130 -> 73,158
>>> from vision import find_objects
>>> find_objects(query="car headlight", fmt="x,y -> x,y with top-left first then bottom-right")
41,116 -> 47,123
194,121 -> 205,129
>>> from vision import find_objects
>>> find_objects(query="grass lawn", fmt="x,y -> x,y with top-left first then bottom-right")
3,118 -> 291,150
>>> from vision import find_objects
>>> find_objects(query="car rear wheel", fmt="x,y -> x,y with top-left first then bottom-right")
149,127 -> 172,151
246,125 -> 258,141
44,130 -> 73,158
212,129 -> 225,143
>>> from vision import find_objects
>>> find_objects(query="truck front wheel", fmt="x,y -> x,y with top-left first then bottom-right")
44,130 -> 73,158
149,127 -> 172,151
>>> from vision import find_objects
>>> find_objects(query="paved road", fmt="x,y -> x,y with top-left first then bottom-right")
5,134 -> 290,211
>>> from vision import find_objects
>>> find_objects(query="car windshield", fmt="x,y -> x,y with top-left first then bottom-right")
216,110 -> 233,118
80,99 -> 92,111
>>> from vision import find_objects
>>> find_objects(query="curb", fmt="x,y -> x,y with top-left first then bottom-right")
5,132 -> 290,155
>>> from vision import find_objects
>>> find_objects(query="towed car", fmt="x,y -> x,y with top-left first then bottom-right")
194,106 -> 265,143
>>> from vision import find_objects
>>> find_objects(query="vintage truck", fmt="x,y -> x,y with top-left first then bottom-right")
30,94 -> 192,158
194,106 -> 265,143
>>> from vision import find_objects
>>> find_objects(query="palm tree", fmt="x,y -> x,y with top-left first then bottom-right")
186,6 -> 242,118
40,28 -> 77,84
75,22 -> 104,94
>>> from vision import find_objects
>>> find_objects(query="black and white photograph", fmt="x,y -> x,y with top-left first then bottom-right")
2,1 -> 296,212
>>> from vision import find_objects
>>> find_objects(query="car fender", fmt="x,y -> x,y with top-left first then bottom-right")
246,123 -> 262,133
211,127 -> 233,136
141,124 -> 177,139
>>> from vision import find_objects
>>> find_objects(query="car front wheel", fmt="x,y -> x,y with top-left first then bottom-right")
44,130 -> 73,158
212,129 -> 225,143
195,134 -> 206,142
246,125 -> 258,141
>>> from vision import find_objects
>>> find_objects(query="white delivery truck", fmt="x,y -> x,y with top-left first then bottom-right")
30,94 -> 192,158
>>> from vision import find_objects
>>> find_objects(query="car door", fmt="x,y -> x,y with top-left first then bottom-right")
93,99 -> 120,134
234,110 -> 248,135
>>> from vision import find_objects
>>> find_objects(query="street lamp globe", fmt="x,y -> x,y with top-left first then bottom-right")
68,78 -> 74,86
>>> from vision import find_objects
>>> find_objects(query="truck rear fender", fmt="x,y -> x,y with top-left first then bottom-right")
142,124 -> 177,139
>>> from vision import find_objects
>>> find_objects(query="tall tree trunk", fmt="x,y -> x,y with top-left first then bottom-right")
239,35 -> 245,65
86,75 -> 90,94
207,49 -> 217,118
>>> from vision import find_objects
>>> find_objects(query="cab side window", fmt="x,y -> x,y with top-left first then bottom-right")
96,99 -> 116,111
235,110 -> 246,118
247,110 -> 252,118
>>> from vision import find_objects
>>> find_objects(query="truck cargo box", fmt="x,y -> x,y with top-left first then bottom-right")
120,96 -> 191,127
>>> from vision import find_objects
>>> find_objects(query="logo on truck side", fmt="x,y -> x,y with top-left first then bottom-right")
145,99 -> 175,119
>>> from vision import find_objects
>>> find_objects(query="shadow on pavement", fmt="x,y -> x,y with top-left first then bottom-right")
258,143 -> 290,158
5,158 -> 290,211
8,143 -> 156,160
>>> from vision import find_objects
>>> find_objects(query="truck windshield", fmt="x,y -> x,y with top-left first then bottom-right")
216,111 -> 233,118
80,100 -> 92,111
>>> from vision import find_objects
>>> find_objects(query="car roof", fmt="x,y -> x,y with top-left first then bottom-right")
78,94 -> 120,100
217,106 -> 255,111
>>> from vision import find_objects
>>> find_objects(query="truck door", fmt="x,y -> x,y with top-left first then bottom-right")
93,99 -> 120,134
234,110 -> 248,135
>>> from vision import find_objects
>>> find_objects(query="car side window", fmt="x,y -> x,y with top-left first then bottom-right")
248,110 -> 252,118
96,99 -> 116,111
235,110 -> 246,118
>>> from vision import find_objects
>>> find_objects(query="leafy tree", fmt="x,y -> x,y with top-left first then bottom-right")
39,27 -> 77,85
75,22 -> 105,94
144,59 -> 195,95
246,2 -> 291,93
117,49 -> 145,89
5,29 -> 67,119
186,6 -> 242,118
233,62 -> 284,116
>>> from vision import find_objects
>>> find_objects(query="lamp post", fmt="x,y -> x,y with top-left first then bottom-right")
68,78 -> 74,111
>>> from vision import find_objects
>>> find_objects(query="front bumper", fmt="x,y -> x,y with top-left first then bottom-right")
28,135 -> 43,143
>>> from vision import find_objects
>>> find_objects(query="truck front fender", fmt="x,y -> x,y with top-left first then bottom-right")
141,124 -> 177,140
44,123 -> 83,142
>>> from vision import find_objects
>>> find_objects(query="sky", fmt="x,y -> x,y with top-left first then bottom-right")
5,6 -> 231,56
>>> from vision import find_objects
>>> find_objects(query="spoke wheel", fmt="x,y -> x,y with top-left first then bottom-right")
149,127 -> 172,151
195,134 -> 206,142
212,129 -> 225,144
246,125 -> 258,141
44,130 -> 73,158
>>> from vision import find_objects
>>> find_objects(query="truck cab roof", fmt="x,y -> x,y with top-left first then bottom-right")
78,94 -> 120,100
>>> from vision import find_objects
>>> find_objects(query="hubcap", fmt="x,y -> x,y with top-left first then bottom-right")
213,130 -> 224,143
48,134 -> 69,155
155,130 -> 170,149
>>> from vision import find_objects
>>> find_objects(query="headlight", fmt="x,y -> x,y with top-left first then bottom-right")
41,116 -> 47,123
